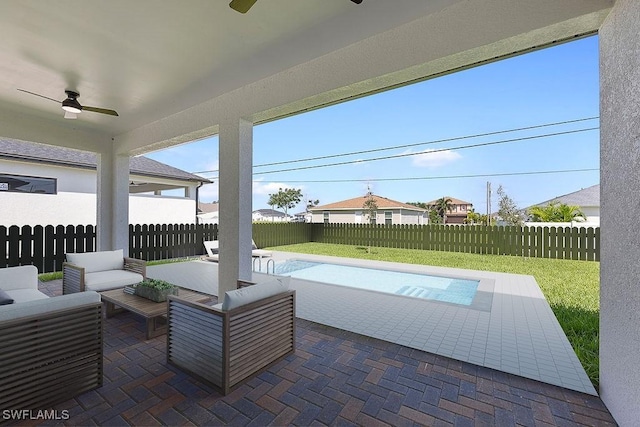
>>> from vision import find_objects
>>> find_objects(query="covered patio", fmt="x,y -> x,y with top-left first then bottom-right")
37,278 -> 615,426
0,1 -> 638,424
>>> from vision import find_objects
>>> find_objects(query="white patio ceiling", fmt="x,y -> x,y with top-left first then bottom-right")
0,0 -> 611,156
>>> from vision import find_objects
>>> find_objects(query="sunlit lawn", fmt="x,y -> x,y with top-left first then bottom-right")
269,242 -> 600,388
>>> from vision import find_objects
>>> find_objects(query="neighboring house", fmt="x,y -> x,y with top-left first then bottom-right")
310,194 -> 427,225
424,197 -> 473,224
197,202 -> 219,225
0,138 -> 211,226
252,209 -> 288,222
526,184 -> 600,226
292,211 -> 312,223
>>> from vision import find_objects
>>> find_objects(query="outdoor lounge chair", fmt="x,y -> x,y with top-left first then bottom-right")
202,240 -> 272,262
62,249 -> 146,294
166,277 -> 295,395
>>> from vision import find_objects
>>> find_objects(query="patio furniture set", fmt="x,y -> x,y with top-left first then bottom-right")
0,247 -> 295,411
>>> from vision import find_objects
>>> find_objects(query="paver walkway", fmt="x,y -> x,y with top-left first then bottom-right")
30,279 -> 616,426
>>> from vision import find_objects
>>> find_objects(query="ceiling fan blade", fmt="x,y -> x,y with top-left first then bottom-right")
82,106 -> 119,117
17,89 -> 61,103
229,0 -> 258,13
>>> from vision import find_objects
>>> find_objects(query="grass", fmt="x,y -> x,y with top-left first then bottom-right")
269,242 -> 600,388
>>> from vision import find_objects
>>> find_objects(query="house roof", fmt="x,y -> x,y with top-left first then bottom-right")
0,138 -> 210,183
532,184 -> 600,208
425,196 -> 472,206
253,209 -> 287,217
311,194 -> 426,212
198,202 -> 219,214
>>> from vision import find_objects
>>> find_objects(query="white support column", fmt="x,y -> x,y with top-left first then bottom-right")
96,148 -> 131,255
218,118 -> 253,295
599,1 -> 640,425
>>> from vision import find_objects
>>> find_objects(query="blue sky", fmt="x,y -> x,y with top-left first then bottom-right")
146,35 -> 599,215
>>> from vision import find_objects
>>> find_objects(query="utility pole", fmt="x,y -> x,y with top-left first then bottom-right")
486,182 -> 491,226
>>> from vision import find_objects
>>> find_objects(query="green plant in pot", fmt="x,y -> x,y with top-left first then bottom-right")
135,278 -> 179,302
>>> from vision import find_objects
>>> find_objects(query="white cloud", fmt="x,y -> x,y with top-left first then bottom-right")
252,181 -> 303,196
198,183 -> 219,203
406,149 -> 461,168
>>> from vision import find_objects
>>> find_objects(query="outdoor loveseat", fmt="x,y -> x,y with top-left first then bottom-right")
63,249 -> 146,294
0,265 -> 103,410
166,277 -> 295,395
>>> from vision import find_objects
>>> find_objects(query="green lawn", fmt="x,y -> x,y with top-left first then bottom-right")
268,242 -> 600,388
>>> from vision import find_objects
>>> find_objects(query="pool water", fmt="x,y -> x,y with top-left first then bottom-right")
273,260 -> 479,306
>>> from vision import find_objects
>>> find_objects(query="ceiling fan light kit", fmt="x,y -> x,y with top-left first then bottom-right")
61,91 -> 82,114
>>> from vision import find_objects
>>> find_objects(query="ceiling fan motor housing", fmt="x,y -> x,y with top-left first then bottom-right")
62,91 -> 82,113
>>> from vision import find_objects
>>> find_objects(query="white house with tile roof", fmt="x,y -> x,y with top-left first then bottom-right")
310,194 -> 427,225
525,184 -> 600,227
0,138 -> 211,226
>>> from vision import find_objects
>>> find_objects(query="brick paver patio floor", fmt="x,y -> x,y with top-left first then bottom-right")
33,280 -> 616,426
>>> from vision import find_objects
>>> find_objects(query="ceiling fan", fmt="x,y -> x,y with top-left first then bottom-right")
230,0 -> 362,14
17,89 -> 119,119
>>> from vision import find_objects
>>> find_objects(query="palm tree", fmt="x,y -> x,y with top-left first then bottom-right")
528,202 -> 586,222
432,197 -> 453,224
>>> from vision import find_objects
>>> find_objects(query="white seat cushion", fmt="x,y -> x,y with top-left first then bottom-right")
3,288 -> 49,304
221,276 -> 290,311
0,291 -> 101,322
0,265 -> 39,290
66,249 -> 124,273
85,270 -> 143,292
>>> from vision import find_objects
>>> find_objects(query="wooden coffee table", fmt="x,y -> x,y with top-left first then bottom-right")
100,288 -> 212,339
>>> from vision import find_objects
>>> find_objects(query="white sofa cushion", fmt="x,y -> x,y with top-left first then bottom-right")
4,288 -> 49,304
85,270 -> 144,292
0,291 -> 101,322
66,249 -> 124,273
0,265 -> 39,291
221,276 -> 290,311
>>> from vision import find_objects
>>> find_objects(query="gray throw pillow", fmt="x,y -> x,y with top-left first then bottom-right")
0,289 -> 15,305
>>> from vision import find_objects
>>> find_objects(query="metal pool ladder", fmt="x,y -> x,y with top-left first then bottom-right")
252,257 -> 275,274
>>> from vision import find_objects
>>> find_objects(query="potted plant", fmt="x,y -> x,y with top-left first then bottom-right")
134,278 -> 179,302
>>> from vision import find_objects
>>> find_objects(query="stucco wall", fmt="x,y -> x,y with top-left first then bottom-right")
599,1 -> 640,425
0,159 -> 198,226
0,192 -> 196,226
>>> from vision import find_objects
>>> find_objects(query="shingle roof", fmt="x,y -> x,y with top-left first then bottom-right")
532,184 -> 600,208
0,137 -> 210,183
311,194 -> 426,212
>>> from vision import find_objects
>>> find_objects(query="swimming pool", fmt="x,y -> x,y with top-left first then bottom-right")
273,259 -> 480,306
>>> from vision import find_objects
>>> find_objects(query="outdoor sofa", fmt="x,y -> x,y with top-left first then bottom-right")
0,265 -> 103,411
62,249 -> 146,294
166,277 -> 295,395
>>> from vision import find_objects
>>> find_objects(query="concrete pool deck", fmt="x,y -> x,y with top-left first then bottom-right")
147,252 -> 596,396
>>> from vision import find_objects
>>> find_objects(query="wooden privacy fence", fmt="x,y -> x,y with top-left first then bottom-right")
308,223 -> 600,261
129,223 -> 218,261
0,224 -> 219,273
1,222 -> 599,273
0,225 -> 96,273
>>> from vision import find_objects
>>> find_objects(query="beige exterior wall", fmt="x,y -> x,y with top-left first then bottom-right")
311,209 -> 425,224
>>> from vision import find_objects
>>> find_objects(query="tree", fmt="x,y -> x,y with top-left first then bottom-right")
267,187 -> 303,217
306,199 -> 320,211
428,209 -> 442,224
362,190 -> 378,225
496,185 -> 523,226
431,197 -> 453,224
362,189 -> 379,253
528,202 -> 586,222
464,208 -> 485,225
